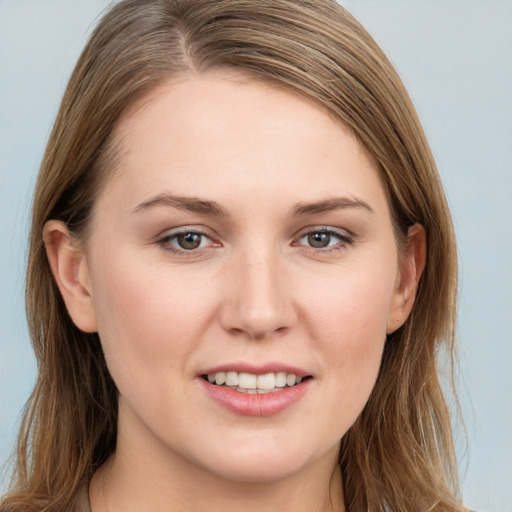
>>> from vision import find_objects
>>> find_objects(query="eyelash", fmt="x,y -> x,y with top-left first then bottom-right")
294,227 -> 354,253
156,227 -> 354,256
157,228 -> 218,256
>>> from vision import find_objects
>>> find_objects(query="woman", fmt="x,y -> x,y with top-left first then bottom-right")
1,0 -> 467,511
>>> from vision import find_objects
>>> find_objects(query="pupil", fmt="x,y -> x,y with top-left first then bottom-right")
308,232 -> 330,248
178,233 -> 201,250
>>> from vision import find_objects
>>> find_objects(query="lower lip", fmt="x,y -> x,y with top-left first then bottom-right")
199,378 -> 311,417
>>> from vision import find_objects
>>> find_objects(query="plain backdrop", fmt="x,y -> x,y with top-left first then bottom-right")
0,1 -> 511,511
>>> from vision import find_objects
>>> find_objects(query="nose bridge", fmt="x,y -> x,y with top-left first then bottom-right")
220,240 -> 295,339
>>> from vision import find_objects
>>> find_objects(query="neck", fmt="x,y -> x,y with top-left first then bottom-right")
91,459 -> 344,512
89,418 -> 345,512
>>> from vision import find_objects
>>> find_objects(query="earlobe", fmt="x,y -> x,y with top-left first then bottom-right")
43,220 -> 98,333
386,224 -> 426,334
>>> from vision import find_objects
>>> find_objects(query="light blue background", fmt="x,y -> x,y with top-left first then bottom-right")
1,1 -> 511,510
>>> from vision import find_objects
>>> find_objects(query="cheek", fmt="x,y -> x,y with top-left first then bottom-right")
88,250 -> 215,390
299,258 -> 396,408
304,260 -> 395,344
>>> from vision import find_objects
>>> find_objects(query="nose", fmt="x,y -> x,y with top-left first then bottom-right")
219,246 -> 297,340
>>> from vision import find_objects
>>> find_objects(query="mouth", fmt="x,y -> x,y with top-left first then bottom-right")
199,366 -> 313,416
201,371 -> 313,394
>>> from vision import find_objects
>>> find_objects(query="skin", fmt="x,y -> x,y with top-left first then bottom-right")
45,70 -> 425,512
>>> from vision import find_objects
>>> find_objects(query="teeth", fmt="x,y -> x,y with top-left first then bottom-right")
286,374 -> 297,386
237,387 -> 258,394
206,371 -> 305,391
225,371 -> 238,386
238,372 -> 257,389
257,373 -> 275,390
275,372 -> 287,388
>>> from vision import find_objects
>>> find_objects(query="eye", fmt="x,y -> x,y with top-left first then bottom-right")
296,228 -> 353,251
158,229 -> 218,254
175,232 -> 204,250
303,232 -> 335,248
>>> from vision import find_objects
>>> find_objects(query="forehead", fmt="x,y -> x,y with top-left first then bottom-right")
96,70 -> 387,216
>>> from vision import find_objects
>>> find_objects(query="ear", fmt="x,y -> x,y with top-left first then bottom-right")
43,220 -> 98,333
386,224 -> 427,334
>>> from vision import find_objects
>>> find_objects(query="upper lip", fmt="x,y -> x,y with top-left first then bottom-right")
199,362 -> 311,378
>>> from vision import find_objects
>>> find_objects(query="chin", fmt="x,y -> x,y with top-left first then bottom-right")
193,436 -> 334,485
204,457 -> 309,484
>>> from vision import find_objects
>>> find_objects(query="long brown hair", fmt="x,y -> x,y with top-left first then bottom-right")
1,1 -> 465,510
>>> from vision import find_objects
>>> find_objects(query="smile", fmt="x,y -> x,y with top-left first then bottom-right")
203,371 -> 307,394
199,366 -> 313,416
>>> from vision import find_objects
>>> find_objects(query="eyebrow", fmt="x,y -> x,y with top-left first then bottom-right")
131,193 -> 229,217
132,193 -> 373,218
291,196 -> 374,216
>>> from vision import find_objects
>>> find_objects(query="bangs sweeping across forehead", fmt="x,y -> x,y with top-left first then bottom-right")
1,1 -> 462,511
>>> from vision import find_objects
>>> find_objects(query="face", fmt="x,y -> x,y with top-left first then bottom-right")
56,71 -> 418,484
